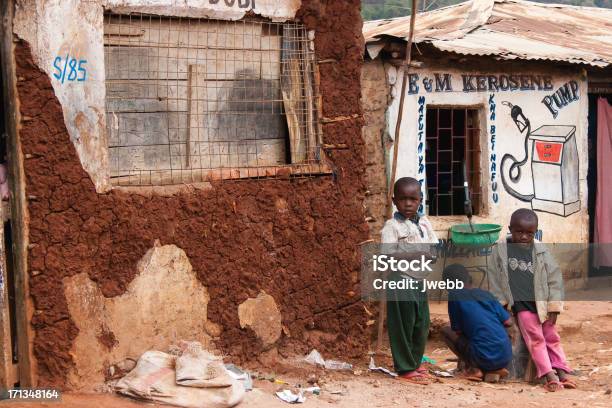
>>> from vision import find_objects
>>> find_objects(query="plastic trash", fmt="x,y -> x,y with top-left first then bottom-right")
304,349 -> 326,366
421,355 -> 436,365
368,357 -> 398,377
225,364 -> 253,391
324,360 -> 353,370
432,370 -> 454,378
302,386 -> 320,395
276,390 -> 305,404
304,349 -> 353,371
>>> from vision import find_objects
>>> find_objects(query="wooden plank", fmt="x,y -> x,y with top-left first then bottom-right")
106,80 -> 189,112
104,46 -> 188,81
104,25 -> 144,37
302,46 -> 316,161
111,138 -> 286,179
313,63 -> 324,148
189,138 -> 286,169
0,0 -> 32,386
111,161 -> 333,186
104,17 -> 266,50
110,144 -> 178,176
186,66 -> 194,167
189,74 -> 286,142
261,50 -> 281,81
192,50 -> 266,80
280,41 -> 306,163
107,111 -> 187,147
104,47 -> 278,81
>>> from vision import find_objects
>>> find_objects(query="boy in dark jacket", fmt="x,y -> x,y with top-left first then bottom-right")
442,264 -> 513,381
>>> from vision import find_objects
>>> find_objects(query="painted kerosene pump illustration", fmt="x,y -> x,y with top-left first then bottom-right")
501,102 -> 580,217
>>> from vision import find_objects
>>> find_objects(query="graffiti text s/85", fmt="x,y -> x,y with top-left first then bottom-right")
53,55 -> 87,83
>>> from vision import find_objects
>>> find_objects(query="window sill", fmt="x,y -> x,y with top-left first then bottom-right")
110,162 -> 334,187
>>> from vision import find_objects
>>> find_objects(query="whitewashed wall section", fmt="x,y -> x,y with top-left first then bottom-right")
386,66 -> 588,243
13,0 -> 301,192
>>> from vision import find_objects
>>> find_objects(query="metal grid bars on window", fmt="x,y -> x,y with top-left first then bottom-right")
425,108 -> 482,216
104,14 -> 323,186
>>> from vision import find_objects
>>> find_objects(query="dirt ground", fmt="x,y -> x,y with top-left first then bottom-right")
2,295 -> 611,408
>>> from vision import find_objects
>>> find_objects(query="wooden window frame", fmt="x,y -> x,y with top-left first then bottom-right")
103,14 -> 331,187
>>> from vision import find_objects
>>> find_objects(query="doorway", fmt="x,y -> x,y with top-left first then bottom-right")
0,36 -> 19,389
587,92 -> 612,278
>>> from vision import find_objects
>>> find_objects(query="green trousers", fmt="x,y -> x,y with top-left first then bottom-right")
386,275 -> 430,374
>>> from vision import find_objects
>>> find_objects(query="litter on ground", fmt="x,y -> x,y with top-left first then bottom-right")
368,357 -> 398,377
276,390 -> 305,404
304,349 -> 353,370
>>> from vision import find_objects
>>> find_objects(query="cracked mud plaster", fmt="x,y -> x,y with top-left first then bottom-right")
16,0 -> 369,389
238,292 -> 282,347
63,243 -> 211,390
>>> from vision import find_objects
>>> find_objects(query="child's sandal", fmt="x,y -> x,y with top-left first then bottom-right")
560,378 -> 577,389
416,366 -> 434,378
397,371 -> 431,385
484,368 -> 509,383
543,380 -> 564,392
461,368 -> 483,382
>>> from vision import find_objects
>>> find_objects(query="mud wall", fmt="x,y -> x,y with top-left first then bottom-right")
15,0 -> 369,389
360,59 -> 390,236
13,0 -> 302,192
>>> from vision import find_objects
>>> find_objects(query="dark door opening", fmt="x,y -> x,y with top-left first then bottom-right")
0,28 -> 20,388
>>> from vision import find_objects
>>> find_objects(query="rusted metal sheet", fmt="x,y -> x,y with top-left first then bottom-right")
363,0 -> 612,67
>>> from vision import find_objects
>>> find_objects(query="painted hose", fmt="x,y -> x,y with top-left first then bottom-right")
500,104 -> 535,202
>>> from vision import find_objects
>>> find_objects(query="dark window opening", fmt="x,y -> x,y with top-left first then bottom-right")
425,107 -> 481,216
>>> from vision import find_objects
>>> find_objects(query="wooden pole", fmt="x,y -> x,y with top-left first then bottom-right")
185,65 -> 193,168
376,0 -> 420,353
1,0 -> 35,385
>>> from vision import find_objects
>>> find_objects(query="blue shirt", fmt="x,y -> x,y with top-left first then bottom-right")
448,288 -> 512,371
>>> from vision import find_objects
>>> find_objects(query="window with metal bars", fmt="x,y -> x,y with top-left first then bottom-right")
104,14 -> 322,186
425,107 -> 482,216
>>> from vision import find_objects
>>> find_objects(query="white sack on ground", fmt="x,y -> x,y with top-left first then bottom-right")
175,341 -> 234,388
114,350 -> 244,408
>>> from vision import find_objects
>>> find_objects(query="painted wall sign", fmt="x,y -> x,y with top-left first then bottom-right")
400,69 -> 585,220
500,101 -> 580,217
53,55 -> 87,83
417,95 -> 426,213
208,0 -> 256,8
541,80 -> 579,118
489,94 -> 499,204
407,73 -> 555,95
388,64 -> 587,247
461,74 -> 553,93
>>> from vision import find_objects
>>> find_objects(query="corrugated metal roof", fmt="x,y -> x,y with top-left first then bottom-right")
363,0 -> 612,67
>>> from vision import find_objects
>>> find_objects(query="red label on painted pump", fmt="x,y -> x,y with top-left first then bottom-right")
535,141 -> 562,163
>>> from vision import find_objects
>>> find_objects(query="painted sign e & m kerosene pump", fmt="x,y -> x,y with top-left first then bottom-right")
501,102 -> 580,217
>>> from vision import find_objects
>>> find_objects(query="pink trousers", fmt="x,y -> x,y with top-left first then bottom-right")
516,311 -> 571,378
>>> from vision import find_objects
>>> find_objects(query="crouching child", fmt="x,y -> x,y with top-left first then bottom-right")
442,264 -> 513,382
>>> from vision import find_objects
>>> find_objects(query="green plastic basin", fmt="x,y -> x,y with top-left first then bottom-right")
450,223 -> 502,248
